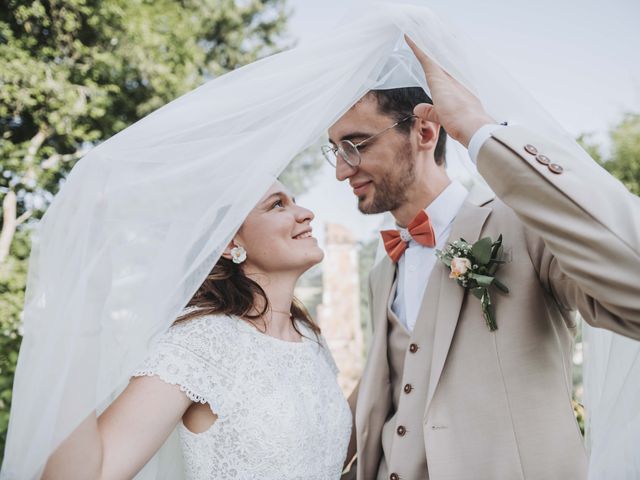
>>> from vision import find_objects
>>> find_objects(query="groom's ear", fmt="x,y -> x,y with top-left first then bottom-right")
416,116 -> 440,152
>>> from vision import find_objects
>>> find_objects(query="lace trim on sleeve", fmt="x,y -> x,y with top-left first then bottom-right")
132,370 -> 208,404
131,341 -> 223,410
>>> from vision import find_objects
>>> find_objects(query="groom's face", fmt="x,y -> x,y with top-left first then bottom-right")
328,95 -> 416,215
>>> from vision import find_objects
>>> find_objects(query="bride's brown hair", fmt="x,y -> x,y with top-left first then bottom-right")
174,256 -> 320,338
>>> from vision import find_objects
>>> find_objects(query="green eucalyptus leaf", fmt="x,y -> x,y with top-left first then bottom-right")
471,237 -> 493,264
469,273 -> 494,287
471,287 -> 485,299
494,278 -> 510,293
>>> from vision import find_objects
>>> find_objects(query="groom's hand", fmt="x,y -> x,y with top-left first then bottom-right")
405,35 -> 495,148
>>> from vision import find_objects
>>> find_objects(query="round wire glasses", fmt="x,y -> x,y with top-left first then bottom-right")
321,115 -> 416,168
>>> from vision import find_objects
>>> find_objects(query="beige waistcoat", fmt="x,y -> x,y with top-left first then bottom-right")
375,268 -> 442,480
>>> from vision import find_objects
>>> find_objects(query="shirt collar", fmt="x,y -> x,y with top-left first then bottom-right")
398,180 -> 468,244
425,180 -> 468,237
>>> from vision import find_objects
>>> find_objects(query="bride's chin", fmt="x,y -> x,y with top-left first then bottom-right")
312,246 -> 325,262
301,248 -> 324,269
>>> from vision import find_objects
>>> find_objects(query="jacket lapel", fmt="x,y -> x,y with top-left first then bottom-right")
356,255 -> 395,479
424,187 -> 494,412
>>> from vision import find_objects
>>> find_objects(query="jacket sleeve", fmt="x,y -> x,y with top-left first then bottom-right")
477,125 -> 640,340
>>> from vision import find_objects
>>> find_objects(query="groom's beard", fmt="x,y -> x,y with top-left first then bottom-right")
358,143 -> 415,215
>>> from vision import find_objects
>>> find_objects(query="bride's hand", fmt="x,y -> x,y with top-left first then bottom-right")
404,34 -> 495,148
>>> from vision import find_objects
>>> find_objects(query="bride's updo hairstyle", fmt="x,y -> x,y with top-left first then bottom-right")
174,256 -> 321,337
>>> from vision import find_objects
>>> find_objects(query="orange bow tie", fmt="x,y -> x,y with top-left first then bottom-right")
380,210 -> 436,263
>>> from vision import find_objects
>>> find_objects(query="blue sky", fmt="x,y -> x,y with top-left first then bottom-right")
286,0 -> 640,246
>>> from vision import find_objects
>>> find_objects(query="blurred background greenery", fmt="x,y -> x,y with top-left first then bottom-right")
1,0 -> 639,462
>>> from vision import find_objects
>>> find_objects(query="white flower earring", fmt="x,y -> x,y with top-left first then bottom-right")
230,245 -> 247,264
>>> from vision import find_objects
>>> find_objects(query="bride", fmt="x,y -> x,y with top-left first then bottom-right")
42,180 -> 353,479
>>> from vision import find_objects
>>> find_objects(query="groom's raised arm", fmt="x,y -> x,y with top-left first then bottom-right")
477,125 -> 640,340
405,35 -> 640,340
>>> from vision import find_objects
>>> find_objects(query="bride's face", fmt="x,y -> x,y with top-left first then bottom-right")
234,181 -> 323,275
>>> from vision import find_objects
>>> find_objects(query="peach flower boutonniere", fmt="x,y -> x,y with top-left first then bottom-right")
436,235 -> 509,331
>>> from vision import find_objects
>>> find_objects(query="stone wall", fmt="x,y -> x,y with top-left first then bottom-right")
317,223 -> 363,395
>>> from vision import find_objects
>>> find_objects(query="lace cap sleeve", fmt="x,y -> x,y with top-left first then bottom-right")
131,315 -> 235,412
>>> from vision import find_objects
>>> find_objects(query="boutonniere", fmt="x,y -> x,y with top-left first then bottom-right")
436,235 -> 509,331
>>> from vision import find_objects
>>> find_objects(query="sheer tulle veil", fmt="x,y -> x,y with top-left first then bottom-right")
1,2 -> 638,478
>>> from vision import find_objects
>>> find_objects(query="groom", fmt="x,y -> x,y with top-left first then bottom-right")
328,38 -> 640,480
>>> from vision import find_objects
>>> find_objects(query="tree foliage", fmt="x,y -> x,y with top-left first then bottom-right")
0,0 -> 290,236
578,113 -> 640,196
602,113 -> 640,196
0,230 -> 28,455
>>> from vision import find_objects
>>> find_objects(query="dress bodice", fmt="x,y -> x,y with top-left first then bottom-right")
133,314 -> 352,479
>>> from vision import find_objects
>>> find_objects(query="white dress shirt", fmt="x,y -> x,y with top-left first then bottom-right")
390,180 -> 469,332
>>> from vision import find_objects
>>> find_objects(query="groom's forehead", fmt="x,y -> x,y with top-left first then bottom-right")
328,95 -> 387,143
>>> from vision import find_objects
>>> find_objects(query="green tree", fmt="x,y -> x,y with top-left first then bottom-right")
578,113 -> 640,196
0,230 -> 28,455
602,113 -> 640,195
0,0 -> 290,263
0,0 -> 290,460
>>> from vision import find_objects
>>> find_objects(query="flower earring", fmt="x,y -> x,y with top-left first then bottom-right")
230,245 -> 247,264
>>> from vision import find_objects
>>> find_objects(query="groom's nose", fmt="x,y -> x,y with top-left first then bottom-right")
335,155 -> 357,182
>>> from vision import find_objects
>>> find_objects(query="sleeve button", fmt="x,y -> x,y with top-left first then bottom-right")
548,163 -> 564,174
535,154 -> 551,165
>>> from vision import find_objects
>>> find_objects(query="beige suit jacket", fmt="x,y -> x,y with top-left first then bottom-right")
352,126 -> 640,480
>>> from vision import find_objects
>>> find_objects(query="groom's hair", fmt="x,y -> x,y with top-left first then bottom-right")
370,87 -> 447,166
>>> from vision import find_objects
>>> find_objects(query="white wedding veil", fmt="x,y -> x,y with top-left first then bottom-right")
1,2 -> 638,479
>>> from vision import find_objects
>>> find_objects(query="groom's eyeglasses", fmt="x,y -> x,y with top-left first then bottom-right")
321,115 -> 417,169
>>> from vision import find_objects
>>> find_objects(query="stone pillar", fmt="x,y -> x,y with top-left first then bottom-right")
317,223 -> 363,394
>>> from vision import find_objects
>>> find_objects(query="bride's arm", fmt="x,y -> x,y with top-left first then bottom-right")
43,375 -> 192,480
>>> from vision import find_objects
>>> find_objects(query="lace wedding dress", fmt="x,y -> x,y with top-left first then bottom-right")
132,314 -> 352,479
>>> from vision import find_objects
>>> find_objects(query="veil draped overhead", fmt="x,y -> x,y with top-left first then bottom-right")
1,2 -> 637,479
